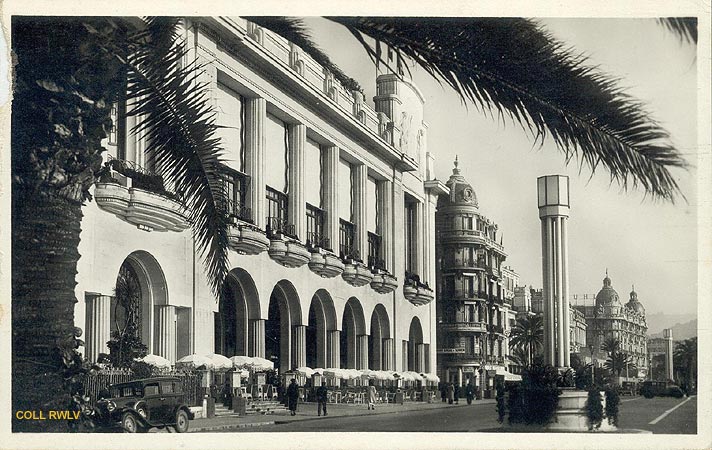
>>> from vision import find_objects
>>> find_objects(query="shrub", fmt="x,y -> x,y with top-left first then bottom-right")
605,387 -> 620,426
496,383 -> 506,423
586,389 -> 604,430
503,364 -> 561,426
557,368 -> 575,388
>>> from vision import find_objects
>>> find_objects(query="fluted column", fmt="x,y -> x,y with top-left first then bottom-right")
323,146 -> 340,251
371,336 -> 382,370
353,164 -> 368,260
378,180 -> 393,272
357,335 -> 369,370
457,367 -> 463,387
245,97 -> 266,228
417,343 -> 426,373
249,319 -> 265,358
124,113 -> 137,164
292,325 -> 306,369
86,295 -> 112,362
382,338 -> 394,371
327,330 -> 341,368
402,340 -> 409,371
561,217 -> 571,367
414,201 -> 424,278
156,305 -> 177,363
288,123 -> 307,240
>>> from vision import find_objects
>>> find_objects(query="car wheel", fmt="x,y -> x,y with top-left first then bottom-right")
174,409 -> 189,433
121,412 -> 140,433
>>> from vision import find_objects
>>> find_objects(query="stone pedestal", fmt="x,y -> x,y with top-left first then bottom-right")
546,389 -> 617,432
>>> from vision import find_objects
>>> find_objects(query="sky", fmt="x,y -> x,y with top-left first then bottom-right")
303,17 -> 698,317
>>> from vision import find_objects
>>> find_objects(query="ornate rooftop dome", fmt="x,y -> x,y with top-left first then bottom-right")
595,270 -> 621,308
445,156 -> 478,208
626,285 -> 646,315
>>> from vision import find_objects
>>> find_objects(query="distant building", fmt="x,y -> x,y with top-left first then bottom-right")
647,329 -> 674,382
575,273 -> 648,380
435,160 -> 514,389
531,288 -> 544,314
513,286 -> 532,314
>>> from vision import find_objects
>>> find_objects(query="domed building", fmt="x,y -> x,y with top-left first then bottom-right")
435,158 -> 516,393
577,272 -> 649,380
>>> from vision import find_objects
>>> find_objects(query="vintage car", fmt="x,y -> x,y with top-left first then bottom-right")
95,377 -> 194,433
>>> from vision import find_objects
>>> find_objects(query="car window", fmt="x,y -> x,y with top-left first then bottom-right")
173,382 -> 183,394
144,383 -> 159,396
161,382 -> 173,394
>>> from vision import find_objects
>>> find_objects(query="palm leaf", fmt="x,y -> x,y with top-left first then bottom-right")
256,17 -> 689,201
95,17 -> 231,298
658,17 -> 697,44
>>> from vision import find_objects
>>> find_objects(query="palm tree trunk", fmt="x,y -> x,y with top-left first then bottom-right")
12,190 -> 83,432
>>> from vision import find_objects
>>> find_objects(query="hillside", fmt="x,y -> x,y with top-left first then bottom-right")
649,319 -> 697,340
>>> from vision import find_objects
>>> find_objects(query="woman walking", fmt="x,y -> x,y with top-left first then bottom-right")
367,382 -> 377,410
287,379 -> 300,416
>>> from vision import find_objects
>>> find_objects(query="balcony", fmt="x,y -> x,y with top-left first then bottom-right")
307,234 -> 344,278
266,217 -> 310,268
227,221 -> 269,255
442,258 -> 487,272
439,322 -> 488,333
370,272 -> 398,294
94,158 -> 189,232
403,272 -> 434,306
340,251 -> 373,287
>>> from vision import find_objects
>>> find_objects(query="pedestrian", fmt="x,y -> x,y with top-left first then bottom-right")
221,379 -> 232,407
440,383 -> 447,402
447,383 -> 454,405
465,381 -> 475,405
367,381 -> 377,410
316,383 -> 328,416
287,378 -> 300,416
454,384 -> 460,405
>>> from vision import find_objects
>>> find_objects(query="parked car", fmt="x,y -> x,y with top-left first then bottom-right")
95,377 -> 194,433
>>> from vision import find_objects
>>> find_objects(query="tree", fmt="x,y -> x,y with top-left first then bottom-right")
11,16 -> 694,431
509,315 -> 544,367
604,351 -> 634,385
601,338 -> 620,356
674,337 -> 697,393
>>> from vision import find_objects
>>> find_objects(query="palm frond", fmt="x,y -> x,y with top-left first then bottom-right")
658,17 -> 698,44
105,17 -> 231,298
314,17 -> 688,202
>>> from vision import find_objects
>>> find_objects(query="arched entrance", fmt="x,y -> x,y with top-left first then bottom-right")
341,297 -> 366,369
408,317 -> 424,372
214,268 -> 260,357
110,251 -> 169,360
306,290 -> 337,369
266,280 -> 302,373
369,304 -> 391,370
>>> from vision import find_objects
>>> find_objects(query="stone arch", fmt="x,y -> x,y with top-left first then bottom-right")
215,268 -> 261,357
266,280 -> 302,373
306,289 -> 337,368
369,304 -> 391,370
341,297 -> 367,369
408,317 -> 424,372
121,250 -> 168,353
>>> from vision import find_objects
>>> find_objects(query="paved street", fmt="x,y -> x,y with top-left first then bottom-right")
204,395 -> 696,434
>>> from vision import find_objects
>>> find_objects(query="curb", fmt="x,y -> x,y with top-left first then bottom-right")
273,401 -> 497,425
190,420 -> 275,432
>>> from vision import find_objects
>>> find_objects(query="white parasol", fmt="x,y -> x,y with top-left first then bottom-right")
136,354 -> 172,369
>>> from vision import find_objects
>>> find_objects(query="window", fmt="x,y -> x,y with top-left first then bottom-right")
265,113 -> 288,192
160,382 -> 174,394
465,276 -> 476,298
266,187 -> 293,237
443,276 -> 455,298
144,384 -> 159,396
306,203 -> 327,249
404,199 -> 417,276
219,165 -> 251,222
215,82 -> 244,172
339,219 -> 356,260
463,216 -> 474,230
305,138 -> 322,208
368,232 -> 384,270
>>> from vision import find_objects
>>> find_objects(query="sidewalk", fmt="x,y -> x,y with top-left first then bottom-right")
190,399 -> 496,432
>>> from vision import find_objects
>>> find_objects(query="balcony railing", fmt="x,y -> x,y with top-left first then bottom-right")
306,232 -> 331,251
101,156 -> 181,201
266,216 -> 297,239
339,219 -> 359,261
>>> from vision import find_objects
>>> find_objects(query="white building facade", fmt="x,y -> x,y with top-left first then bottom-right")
76,17 -> 442,376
